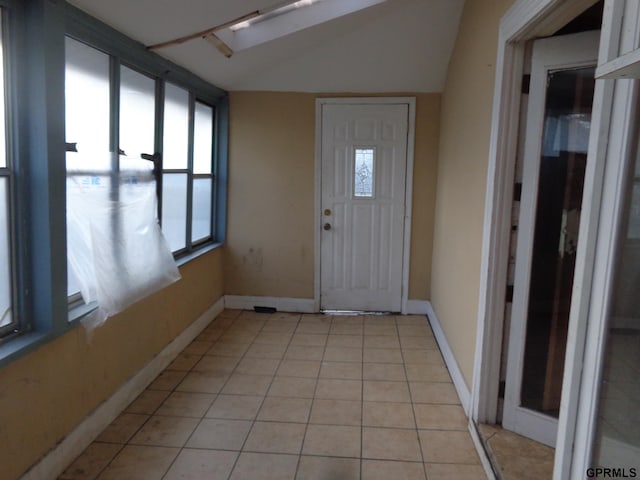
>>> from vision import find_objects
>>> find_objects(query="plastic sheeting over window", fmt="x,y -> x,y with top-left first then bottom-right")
66,152 -> 181,326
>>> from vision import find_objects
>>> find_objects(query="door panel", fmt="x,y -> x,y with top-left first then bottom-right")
503,31 -> 599,447
320,103 -> 408,311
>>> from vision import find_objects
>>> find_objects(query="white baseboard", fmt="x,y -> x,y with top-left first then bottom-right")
425,301 -> 472,414
406,299 -> 429,315
21,297 -> 225,480
224,295 -> 316,313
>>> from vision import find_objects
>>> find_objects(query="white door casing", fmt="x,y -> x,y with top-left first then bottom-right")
318,100 -> 412,312
472,1 -> 640,478
502,30 -> 599,447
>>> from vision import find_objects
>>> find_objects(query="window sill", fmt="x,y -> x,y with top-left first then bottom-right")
68,301 -> 99,324
176,241 -> 223,268
0,330 -> 54,368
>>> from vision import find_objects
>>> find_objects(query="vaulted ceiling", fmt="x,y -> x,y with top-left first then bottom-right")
67,0 -> 464,92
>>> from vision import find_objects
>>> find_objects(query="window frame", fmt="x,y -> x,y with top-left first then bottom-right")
0,4 -> 16,339
190,99 -> 216,248
0,0 -> 228,363
159,89 -> 217,256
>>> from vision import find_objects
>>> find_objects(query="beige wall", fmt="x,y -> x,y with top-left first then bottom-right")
0,249 -> 224,480
225,92 -> 316,298
409,94 -> 440,299
430,0 -> 514,387
225,91 -> 440,301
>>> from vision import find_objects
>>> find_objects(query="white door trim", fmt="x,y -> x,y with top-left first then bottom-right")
473,0 -> 640,478
314,97 -> 416,314
472,0 -> 603,424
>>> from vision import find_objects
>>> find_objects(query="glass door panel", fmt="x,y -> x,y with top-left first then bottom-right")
521,67 -> 595,417
503,31 -> 599,448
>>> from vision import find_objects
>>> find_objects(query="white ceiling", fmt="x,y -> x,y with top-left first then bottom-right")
67,0 -> 464,93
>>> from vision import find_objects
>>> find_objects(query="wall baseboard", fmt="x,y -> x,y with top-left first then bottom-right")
406,299 -> 429,315
224,295 -> 432,316
224,295 -> 316,313
425,301 -> 472,414
21,297 -> 225,480
426,302 -> 495,476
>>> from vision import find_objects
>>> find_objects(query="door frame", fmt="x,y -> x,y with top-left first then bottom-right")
473,0 -> 640,478
501,31 -> 599,448
472,0 -> 604,429
314,97 -> 416,314
471,0 -> 610,478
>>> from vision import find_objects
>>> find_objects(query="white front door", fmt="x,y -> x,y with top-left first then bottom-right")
319,102 -> 409,312
502,31 -> 599,447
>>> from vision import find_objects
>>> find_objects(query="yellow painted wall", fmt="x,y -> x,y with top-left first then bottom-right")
430,0 -> 514,387
225,92 -> 316,298
225,91 -> 440,301
0,248 -> 224,480
409,94 -> 440,299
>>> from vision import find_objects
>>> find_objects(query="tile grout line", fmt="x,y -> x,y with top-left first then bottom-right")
398,313 -> 431,480
160,309 -> 243,480
226,310 -> 302,479
93,310 -> 241,480
360,315 -> 366,480
62,311 -> 477,480
294,311 -> 332,479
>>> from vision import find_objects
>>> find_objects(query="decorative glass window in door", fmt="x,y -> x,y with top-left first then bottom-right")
354,147 -> 375,197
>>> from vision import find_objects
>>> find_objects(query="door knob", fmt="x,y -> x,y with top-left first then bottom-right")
323,223 -> 332,231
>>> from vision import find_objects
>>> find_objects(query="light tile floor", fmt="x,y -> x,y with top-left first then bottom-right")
479,424 -> 554,479
59,309 -> 488,480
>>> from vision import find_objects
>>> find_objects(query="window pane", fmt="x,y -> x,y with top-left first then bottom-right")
65,39 -> 111,301
0,178 -> 11,327
120,66 -> 155,158
65,38 -> 110,158
161,173 -> 187,251
591,98 -> 640,470
193,102 -> 213,174
0,16 -> 5,170
163,83 -> 189,169
354,148 -> 375,197
67,261 -> 81,299
192,178 -> 212,242
627,181 -> 640,240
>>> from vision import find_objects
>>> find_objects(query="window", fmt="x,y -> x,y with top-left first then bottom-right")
161,91 -> 215,252
591,96 -> 640,472
63,36 -> 221,311
161,83 -> 189,252
0,9 -> 14,335
192,102 -> 214,243
626,157 -> 640,240
64,37 -> 111,300
120,65 -> 155,158
0,2 -> 227,353
354,147 -> 375,197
